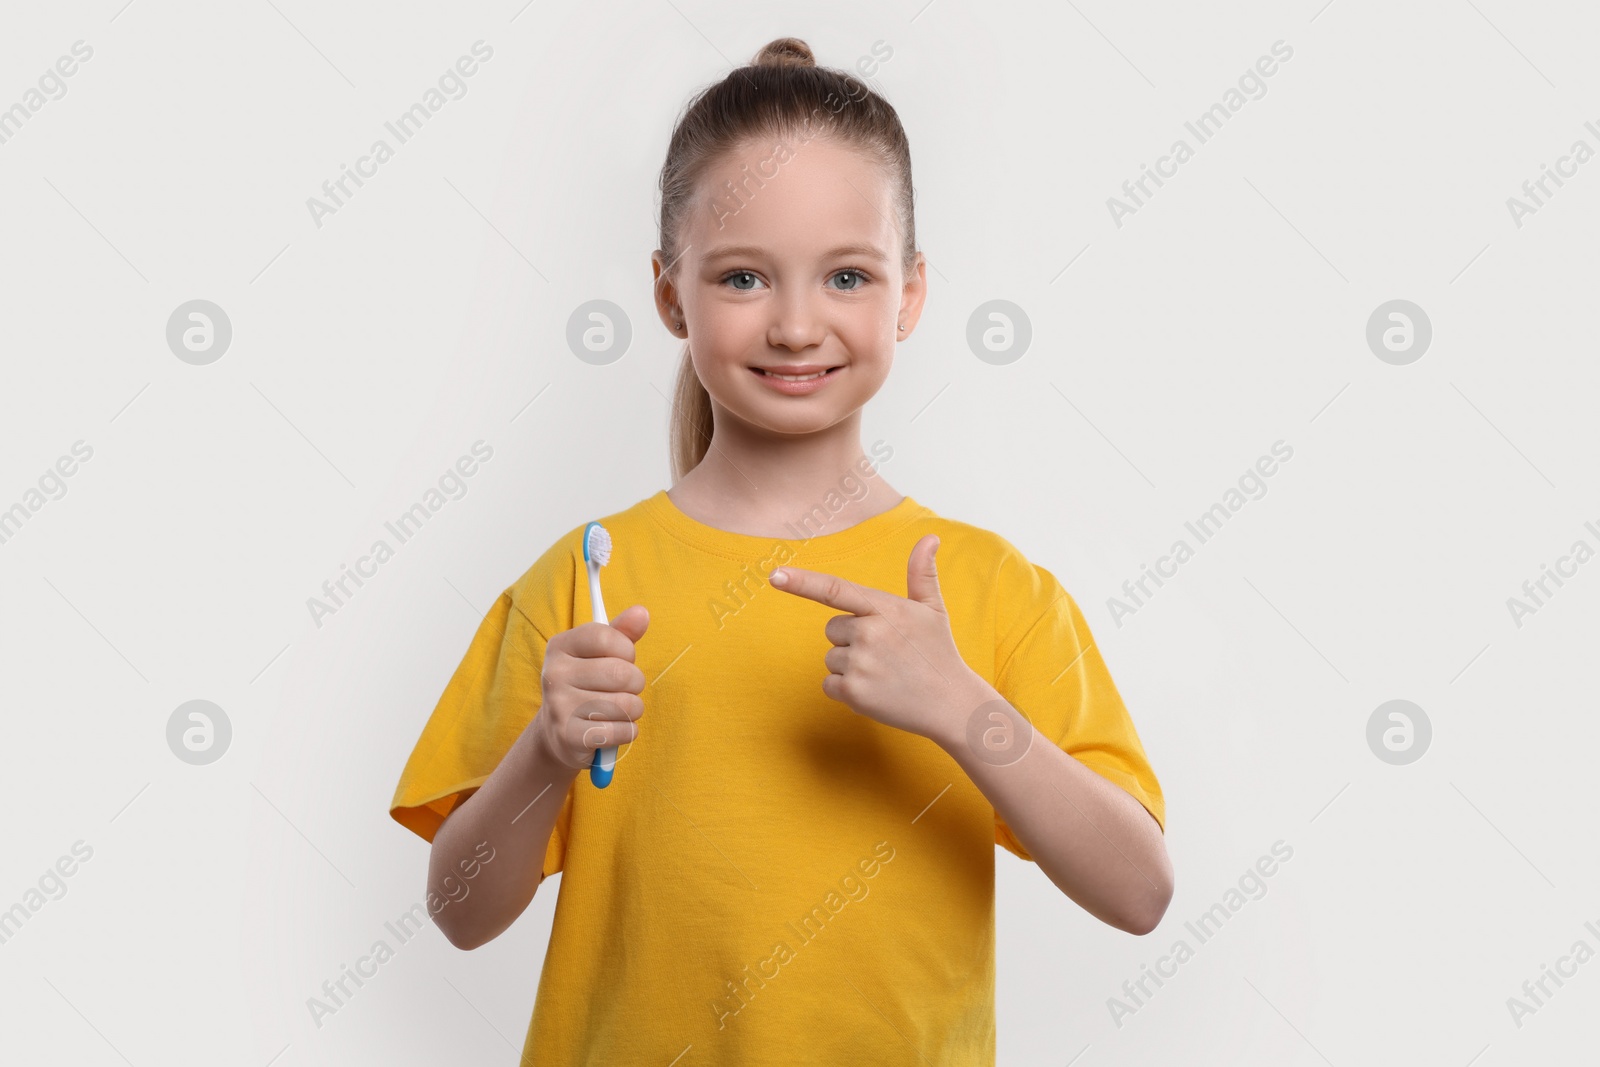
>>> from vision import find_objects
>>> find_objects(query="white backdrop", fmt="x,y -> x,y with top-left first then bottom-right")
2,1 -> 1596,1063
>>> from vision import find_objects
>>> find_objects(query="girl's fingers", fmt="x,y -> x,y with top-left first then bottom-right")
574,717 -> 639,751
560,620 -> 642,661
565,689 -> 644,721
564,656 -> 646,695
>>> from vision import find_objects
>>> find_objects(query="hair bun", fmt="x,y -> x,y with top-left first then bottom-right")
752,37 -> 815,69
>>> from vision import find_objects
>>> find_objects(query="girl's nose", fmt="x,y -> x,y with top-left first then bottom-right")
767,299 -> 826,350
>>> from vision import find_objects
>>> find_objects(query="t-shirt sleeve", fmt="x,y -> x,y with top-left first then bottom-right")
990,547 -> 1165,861
388,536 -> 579,880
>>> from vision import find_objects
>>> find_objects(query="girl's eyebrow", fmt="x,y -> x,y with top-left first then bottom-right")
702,242 -> 889,263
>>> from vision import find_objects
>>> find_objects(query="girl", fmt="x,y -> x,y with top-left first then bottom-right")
391,36 -> 1171,1064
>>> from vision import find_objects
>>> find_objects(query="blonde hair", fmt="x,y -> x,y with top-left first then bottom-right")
656,36 -> 917,482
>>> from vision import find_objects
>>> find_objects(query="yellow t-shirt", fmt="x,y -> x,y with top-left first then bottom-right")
389,488 -> 1164,1064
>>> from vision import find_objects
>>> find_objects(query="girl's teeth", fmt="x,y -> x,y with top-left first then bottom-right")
764,369 -> 829,381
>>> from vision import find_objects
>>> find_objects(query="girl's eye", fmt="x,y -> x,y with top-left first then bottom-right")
722,270 -> 765,291
718,268 -> 872,291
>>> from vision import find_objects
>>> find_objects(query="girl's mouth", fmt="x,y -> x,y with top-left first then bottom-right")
750,365 -> 844,394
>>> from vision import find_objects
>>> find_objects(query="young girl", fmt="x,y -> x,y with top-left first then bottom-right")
390,37 -> 1171,1064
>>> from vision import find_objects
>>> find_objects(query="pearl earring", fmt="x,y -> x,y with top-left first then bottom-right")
898,324 -> 905,331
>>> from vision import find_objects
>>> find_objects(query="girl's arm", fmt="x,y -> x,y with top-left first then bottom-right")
427,604 -> 651,950
427,724 -> 580,950
932,678 -> 1174,935
763,550 -> 1171,932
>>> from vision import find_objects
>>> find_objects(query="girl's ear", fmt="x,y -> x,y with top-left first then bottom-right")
651,250 -> 685,334
896,252 -> 929,337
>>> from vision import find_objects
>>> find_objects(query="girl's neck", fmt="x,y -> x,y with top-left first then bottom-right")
667,420 -> 902,540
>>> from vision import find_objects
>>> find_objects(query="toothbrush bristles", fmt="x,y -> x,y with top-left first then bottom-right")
586,524 -> 612,565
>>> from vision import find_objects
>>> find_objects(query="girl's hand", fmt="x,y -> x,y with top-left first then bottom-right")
527,605 -> 649,770
769,536 -> 992,743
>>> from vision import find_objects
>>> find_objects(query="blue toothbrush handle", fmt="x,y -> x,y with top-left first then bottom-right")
590,744 -> 616,788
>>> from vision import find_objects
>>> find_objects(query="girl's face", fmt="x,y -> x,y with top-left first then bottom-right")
653,136 -> 926,439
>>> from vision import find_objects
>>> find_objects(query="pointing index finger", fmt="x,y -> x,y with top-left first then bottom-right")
769,566 -> 878,615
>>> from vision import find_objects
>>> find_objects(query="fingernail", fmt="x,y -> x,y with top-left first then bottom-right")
770,569 -> 787,586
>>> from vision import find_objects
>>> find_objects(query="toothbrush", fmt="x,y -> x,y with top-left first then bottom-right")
582,521 -> 617,788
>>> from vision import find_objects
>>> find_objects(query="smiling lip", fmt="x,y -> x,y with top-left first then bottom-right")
751,363 -> 839,375
750,364 -> 844,395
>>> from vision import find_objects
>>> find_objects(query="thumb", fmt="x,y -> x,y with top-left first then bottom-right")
608,604 -> 650,642
905,535 -> 945,610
